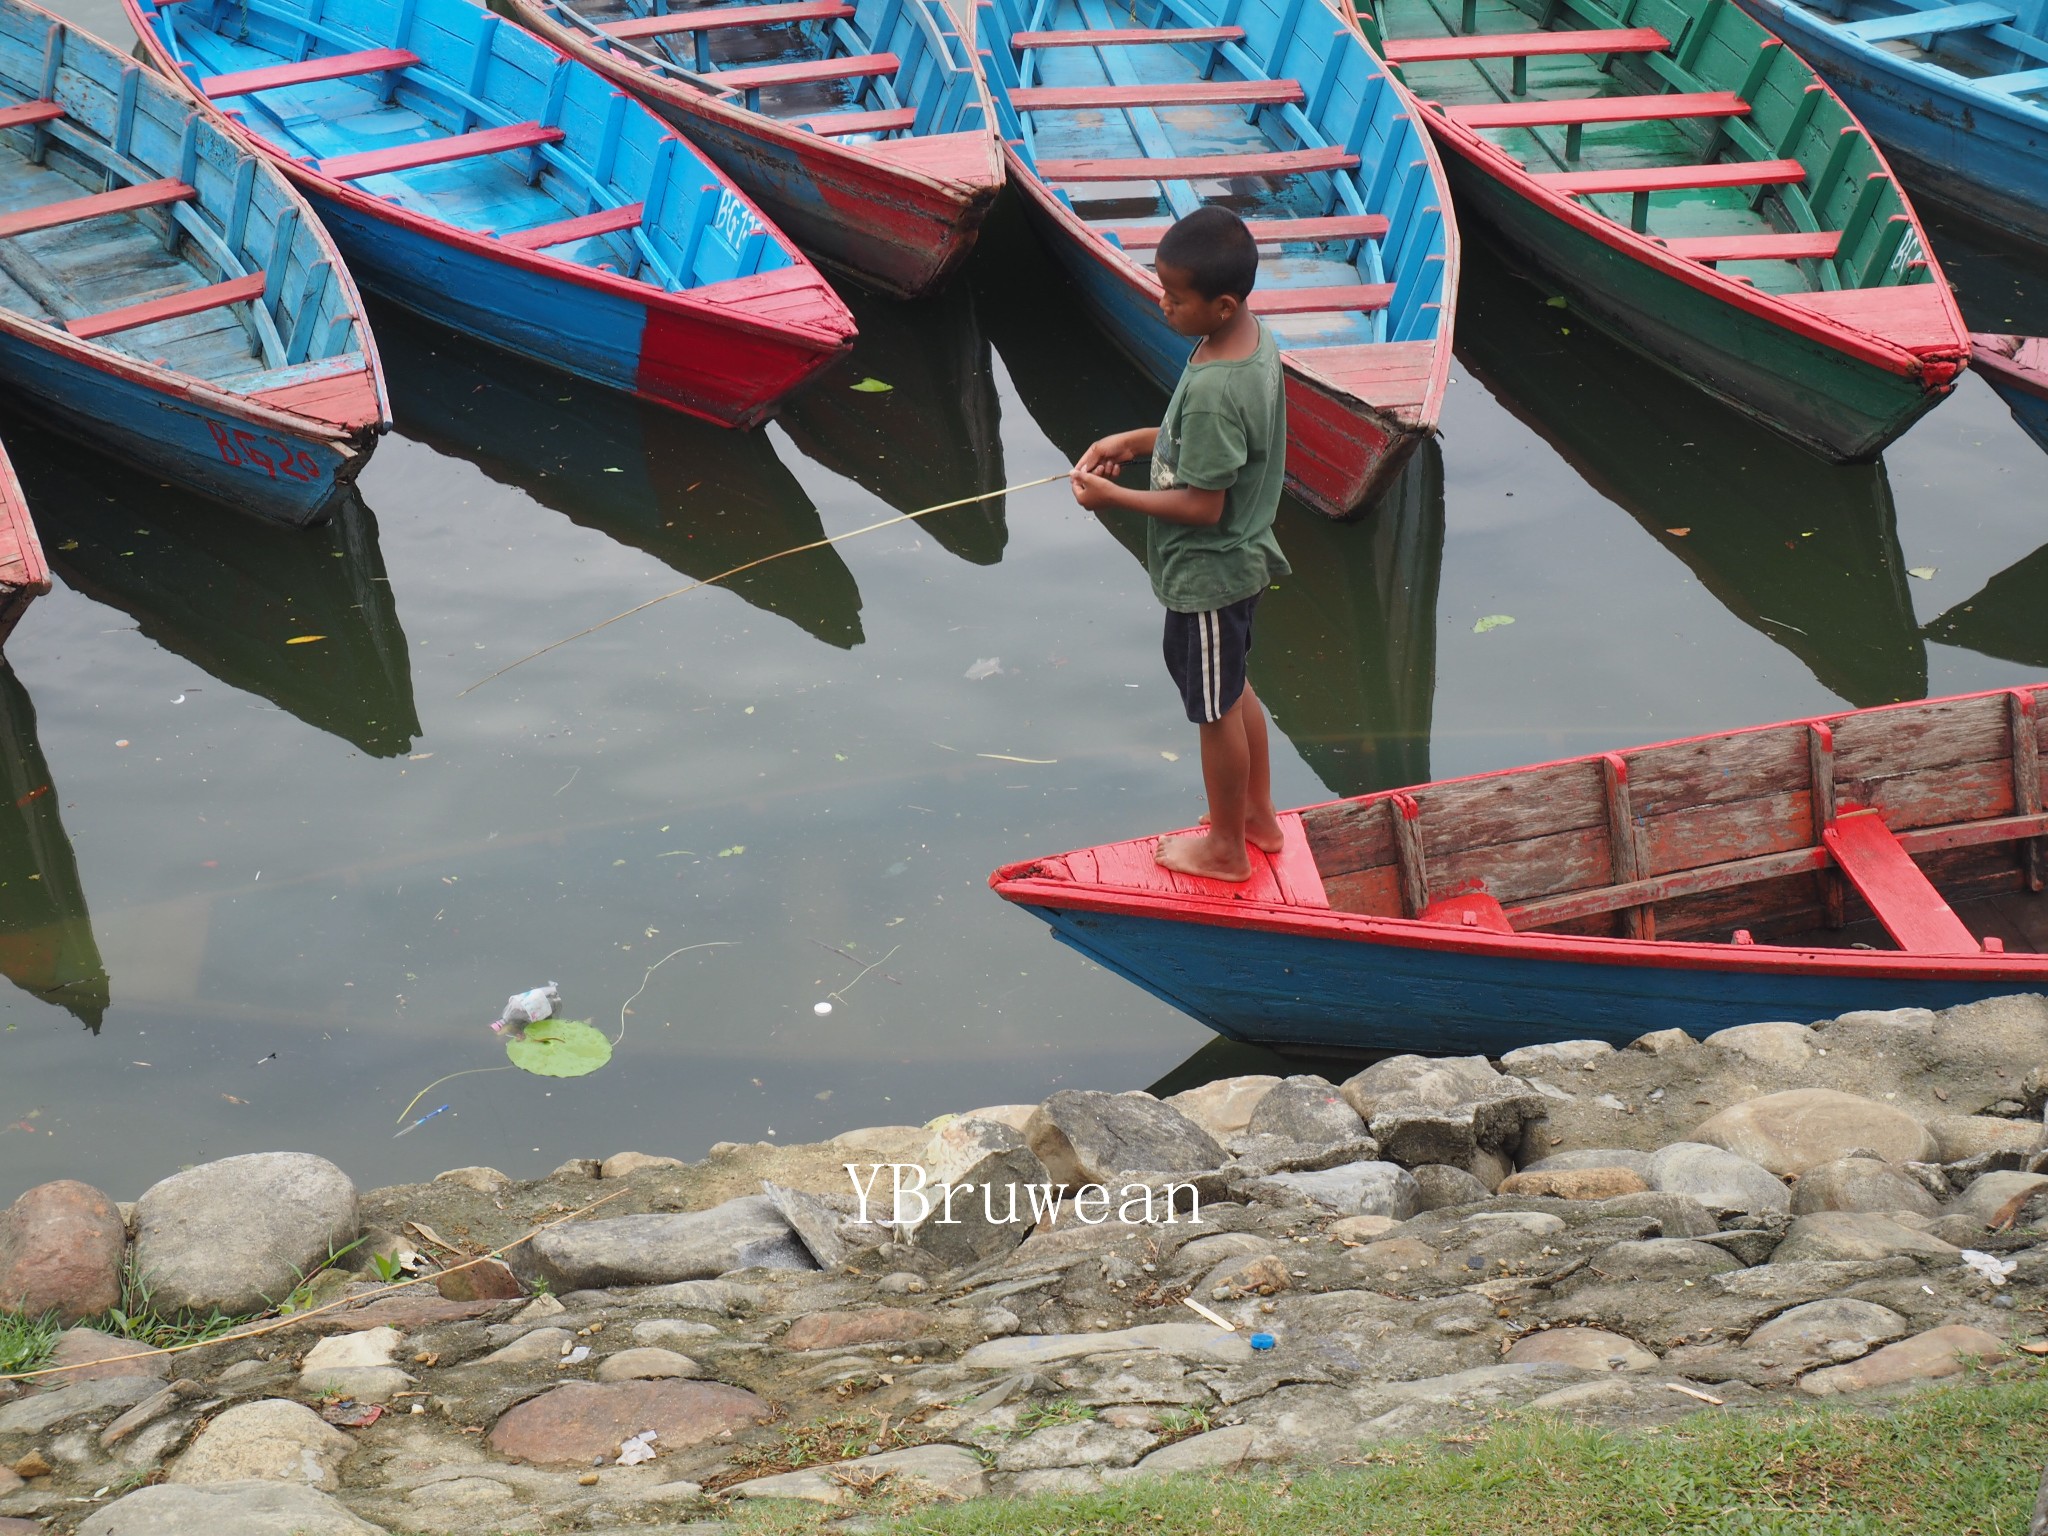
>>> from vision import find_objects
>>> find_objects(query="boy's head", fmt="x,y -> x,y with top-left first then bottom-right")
1154,207 -> 1258,338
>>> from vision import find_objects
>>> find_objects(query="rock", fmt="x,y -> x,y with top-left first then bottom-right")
46,1327 -> 168,1382
1025,1092 -> 1225,1187
1252,1160 -> 1420,1219
1521,1147 -> 1657,1177
596,1347 -> 703,1382
1788,1157 -> 1939,1217
1928,1115 -> 2043,1163
901,1118 -> 1051,1267
1245,1077 -> 1368,1146
961,1323 -> 1250,1369
11,1451 -> 50,1479
1499,1041 -> 1613,1075
1410,1165 -> 1492,1210
1949,1170 -> 2048,1225
1506,1328 -> 1656,1372
1595,1190 -> 1722,1237
525,1195 -> 813,1289
725,1443 -> 985,1505
550,1158 -> 602,1179
955,1104 -> 1041,1133
1700,1021 -> 1817,1069
1164,1076 -> 1281,1139
433,1166 -> 511,1195
100,1385 -> 183,1449
1589,1239 -> 1742,1280
299,1328 -> 412,1403
600,1152 -> 685,1179
77,1482 -> 385,1536
1629,1028 -> 1697,1054
429,1259 -> 522,1303
1499,1167 -> 1648,1200
876,1272 -> 926,1295
169,1400 -> 356,1489
474,1326 -> 574,1366
1327,1215 -> 1402,1244
1692,1090 -> 1936,1176
488,1380 -> 771,1465
1206,1254 -> 1290,1300
1799,1325 -> 2010,1396
1344,1237 -> 1438,1279
0,1377 -> 157,1435
1339,1055 -> 1541,1167
631,1319 -> 718,1346
0,1467 -> 19,1493
1645,1142 -> 1789,1216
783,1309 -> 933,1351
995,1421 -> 1157,1472
131,1153 -> 358,1317
627,1279 -> 755,1314
1746,1299 -> 1908,1365
0,1180 -> 125,1324
1130,1425 -> 1264,1475
763,1181 -> 856,1270
1772,1212 -> 1960,1264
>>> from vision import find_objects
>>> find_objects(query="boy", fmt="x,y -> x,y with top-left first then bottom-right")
1070,206 -> 1290,883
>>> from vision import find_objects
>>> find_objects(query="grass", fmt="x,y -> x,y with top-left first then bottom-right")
92,1261 -> 255,1353
0,1308 -> 57,1375
716,1374 -> 2048,1536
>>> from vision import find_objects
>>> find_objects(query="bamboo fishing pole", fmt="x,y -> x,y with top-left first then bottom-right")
460,473 -> 1072,696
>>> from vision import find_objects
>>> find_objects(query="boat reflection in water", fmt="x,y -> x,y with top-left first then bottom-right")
0,664 -> 108,1031
1928,544 -> 2048,668
376,307 -> 864,649
1457,246 -> 1928,709
779,284 -> 1008,568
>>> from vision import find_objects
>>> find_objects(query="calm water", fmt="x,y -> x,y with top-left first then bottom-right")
4,14 -> 2047,1198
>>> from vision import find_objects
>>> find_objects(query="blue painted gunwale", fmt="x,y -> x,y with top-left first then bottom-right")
0,0 -> 387,526
126,0 -> 857,426
1736,0 -> 2048,248
978,0 -> 1459,518
1974,332 -> 2048,453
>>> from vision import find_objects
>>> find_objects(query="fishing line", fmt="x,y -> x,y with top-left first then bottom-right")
460,473 -> 1073,696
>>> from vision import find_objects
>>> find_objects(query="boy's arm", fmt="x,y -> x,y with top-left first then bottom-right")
1069,473 -> 1225,526
1074,428 -> 1157,478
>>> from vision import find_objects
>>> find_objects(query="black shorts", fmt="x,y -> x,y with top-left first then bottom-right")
1163,593 -> 1260,725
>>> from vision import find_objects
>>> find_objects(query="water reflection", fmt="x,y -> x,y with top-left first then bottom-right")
374,307 -> 865,648
0,663 -> 108,1031
1927,544 -> 2048,666
1457,247 -> 1928,708
779,286 -> 1008,566
15,435 -> 421,758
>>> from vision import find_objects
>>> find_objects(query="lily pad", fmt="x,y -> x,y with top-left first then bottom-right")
850,377 -> 894,393
506,1018 -> 612,1078
1473,614 -> 1516,634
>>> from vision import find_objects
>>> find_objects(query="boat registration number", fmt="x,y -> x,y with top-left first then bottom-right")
205,420 -> 322,482
711,187 -> 761,250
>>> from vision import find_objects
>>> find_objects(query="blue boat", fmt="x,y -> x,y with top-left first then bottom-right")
1975,333 -> 2048,452
1734,0 -> 2048,248
0,0 -> 387,526
127,0 -> 856,426
993,686 -> 2048,1054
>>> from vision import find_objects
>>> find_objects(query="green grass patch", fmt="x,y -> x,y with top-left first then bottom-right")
723,1375 -> 2048,1536
0,1308 -> 57,1375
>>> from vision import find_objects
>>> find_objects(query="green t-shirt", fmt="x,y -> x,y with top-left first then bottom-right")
1146,319 -> 1291,613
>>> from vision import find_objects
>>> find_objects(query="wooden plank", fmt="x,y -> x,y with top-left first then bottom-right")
1444,90 -> 1749,127
1537,159 -> 1806,195
1321,864 -> 1401,916
1300,797 -> 1394,877
320,122 -> 564,181
1839,758 -> 2016,834
1642,789 -> 1815,876
1419,890 -> 1516,932
598,1 -> 853,36
1038,146 -> 1358,182
1247,283 -> 1394,315
1603,753 -> 1652,939
1269,812 -> 1331,908
1822,809 -> 1980,954
1980,66 -> 2048,94
1659,230 -> 1842,262
1627,725 -> 1808,817
1831,692 -> 2010,781
498,201 -> 644,249
1810,721 -> 1844,926
1840,2 -> 2014,41
1384,26 -> 1667,62
797,107 -> 918,133
201,46 -> 418,98
1012,25 -> 1245,47
1416,760 -> 1609,855
66,272 -> 267,340
1103,213 -> 1388,248
1434,823 -> 1612,908
713,53 -> 900,90
2011,689 -> 2042,892
1389,792 -> 1429,917
0,100 -> 63,130
1012,79 -> 1304,110
0,178 -> 193,240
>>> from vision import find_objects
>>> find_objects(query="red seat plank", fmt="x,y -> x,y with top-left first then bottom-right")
320,122 -> 564,181
499,200 -> 645,249
1444,89 -> 1749,127
1039,145 -> 1357,182
1658,229 -> 1840,262
1822,808 -> 1980,955
1013,25 -> 1244,47
0,178 -> 194,241
0,100 -> 64,130
1268,812 -> 1331,908
1011,78 -> 1303,110
796,106 -> 919,133
1105,212 -> 1389,248
1386,26 -> 1667,61
598,1 -> 852,38
1247,282 -> 1393,314
1537,157 -> 1805,195
201,47 -> 419,98
66,272 -> 268,340
1419,890 -> 1515,933
713,52 -> 899,90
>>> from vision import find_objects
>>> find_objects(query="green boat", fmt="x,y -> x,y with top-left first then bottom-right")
1349,0 -> 1970,458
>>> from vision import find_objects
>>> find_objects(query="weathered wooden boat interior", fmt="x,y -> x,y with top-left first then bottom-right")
1795,0 -> 2048,99
1374,0 -> 1943,299
0,6 -> 367,393
1300,687 -> 2048,954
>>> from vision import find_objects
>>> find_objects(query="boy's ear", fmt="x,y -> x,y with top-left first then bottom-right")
1215,292 -> 1241,322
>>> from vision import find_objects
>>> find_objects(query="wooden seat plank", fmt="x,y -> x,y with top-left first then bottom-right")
201,46 -> 419,98
1822,808 -> 1980,954
1385,26 -> 1666,62
1444,90 -> 1750,127
1419,890 -> 1516,933
1039,145 -> 1357,182
0,178 -> 194,240
0,100 -> 64,130
1248,282 -> 1394,314
1012,79 -> 1304,110
1269,812 -> 1331,908
796,106 -> 919,133
1105,212 -> 1389,247
1659,230 -> 1841,261
499,200 -> 645,249
713,53 -> 899,90
599,1 -> 852,38
1537,157 -> 1805,194
1012,25 -> 1244,47
1840,1 -> 2014,41
319,122 -> 564,181
66,272 -> 268,340
1981,66 -> 2048,94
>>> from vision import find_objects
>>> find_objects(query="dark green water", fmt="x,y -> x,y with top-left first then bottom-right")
4,12 -> 2046,1197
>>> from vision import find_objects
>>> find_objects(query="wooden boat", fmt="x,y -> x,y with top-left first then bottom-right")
0,438 -> 44,645
493,0 -> 1001,299
993,685 -> 2048,1054
1973,333 -> 2048,453
1734,0 -> 2048,248
127,0 -> 856,426
0,0 -> 386,526
1352,0 -> 1971,460
978,0 -> 1459,519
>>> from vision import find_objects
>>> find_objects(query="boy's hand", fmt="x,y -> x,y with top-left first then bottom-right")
1069,469 -> 1121,511
1075,430 -> 1150,478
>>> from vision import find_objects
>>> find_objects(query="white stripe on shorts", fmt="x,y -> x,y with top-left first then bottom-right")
1199,609 -> 1217,722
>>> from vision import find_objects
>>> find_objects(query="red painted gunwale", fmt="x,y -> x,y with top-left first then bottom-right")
1973,334 -> 2048,404
990,685 -> 2048,984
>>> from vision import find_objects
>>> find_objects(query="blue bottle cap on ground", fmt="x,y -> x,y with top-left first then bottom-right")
1249,1332 -> 1277,1350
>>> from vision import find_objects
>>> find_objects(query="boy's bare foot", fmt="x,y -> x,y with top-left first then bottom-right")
1156,831 -> 1253,882
1197,811 -> 1286,856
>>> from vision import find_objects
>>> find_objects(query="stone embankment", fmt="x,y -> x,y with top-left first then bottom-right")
7,996 -> 2048,1532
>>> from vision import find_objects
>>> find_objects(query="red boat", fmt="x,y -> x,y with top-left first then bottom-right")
0,441 -> 47,648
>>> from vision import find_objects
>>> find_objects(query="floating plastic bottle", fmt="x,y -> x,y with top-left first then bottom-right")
490,982 -> 560,1040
